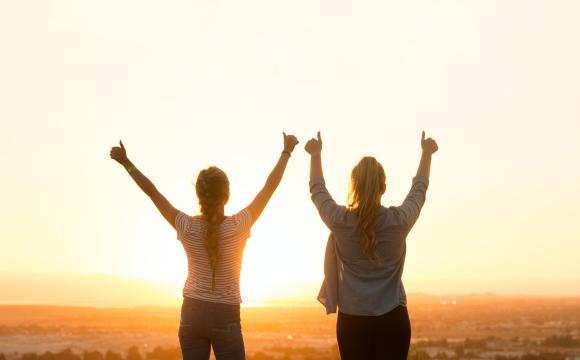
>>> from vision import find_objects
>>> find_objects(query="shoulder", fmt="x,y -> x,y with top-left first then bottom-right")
175,212 -> 203,233
230,207 -> 252,225
381,205 -> 402,219
227,208 -> 253,233
377,206 -> 410,230
329,205 -> 357,229
175,211 -> 190,229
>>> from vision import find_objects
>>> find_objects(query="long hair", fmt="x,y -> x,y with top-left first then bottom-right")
195,166 -> 230,290
347,157 -> 387,259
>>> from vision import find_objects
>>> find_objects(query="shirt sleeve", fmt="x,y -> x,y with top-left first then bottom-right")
175,211 -> 190,241
397,175 -> 429,228
309,176 -> 346,230
232,207 -> 253,237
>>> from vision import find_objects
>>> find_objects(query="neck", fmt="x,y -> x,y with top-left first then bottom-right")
204,206 -> 225,220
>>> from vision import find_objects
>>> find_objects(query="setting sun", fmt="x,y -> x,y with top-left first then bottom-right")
2,1 -> 580,359
1,0 -> 579,306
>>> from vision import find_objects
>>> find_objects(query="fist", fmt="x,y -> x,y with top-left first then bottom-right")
110,140 -> 129,165
283,132 -> 299,153
421,131 -> 439,154
304,131 -> 323,155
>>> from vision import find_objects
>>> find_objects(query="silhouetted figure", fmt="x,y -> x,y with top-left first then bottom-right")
110,133 -> 299,360
304,131 -> 438,360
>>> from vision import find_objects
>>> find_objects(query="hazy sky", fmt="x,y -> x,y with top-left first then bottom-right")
1,0 -> 579,305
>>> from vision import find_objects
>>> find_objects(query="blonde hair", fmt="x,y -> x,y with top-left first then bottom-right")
195,166 -> 230,290
347,157 -> 386,259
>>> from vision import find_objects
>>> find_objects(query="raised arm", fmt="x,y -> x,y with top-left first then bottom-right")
306,131 -> 324,179
398,131 -> 439,227
417,130 -> 438,179
305,132 -> 345,229
247,133 -> 299,223
110,141 -> 179,229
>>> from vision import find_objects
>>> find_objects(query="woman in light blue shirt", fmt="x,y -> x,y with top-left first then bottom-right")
304,131 -> 438,359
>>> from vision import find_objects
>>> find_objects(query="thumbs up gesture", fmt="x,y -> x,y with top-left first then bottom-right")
421,131 -> 439,155
304,131 -> 323,155
110,140 -> 129,165
283,132 -> 300,154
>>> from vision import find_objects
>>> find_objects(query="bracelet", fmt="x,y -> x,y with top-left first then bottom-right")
126,165 -> 138,174
282,150 -> 291,157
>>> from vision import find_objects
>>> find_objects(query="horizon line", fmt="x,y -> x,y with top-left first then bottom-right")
3,292 -> 580,310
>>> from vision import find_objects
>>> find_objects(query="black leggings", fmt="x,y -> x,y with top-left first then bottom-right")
337,306 -> 411,360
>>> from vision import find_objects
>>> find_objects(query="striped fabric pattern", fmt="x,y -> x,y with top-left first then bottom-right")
175,208 -> 252,305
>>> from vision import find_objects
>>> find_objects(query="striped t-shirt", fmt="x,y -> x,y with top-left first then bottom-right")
175,208 -> 253,305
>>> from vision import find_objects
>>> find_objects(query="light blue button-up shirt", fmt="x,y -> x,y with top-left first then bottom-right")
310,175 -> 429,316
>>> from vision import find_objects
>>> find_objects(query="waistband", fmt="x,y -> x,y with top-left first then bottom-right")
183,296 -> 241,311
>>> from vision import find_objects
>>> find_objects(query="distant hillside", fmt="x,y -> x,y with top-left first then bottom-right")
2,272 -> 580,308
0,273 -> 180,307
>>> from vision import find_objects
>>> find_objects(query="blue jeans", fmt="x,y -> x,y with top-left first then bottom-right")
178,297 -> 245,360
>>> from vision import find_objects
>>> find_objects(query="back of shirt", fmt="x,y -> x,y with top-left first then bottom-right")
175,208 -> 252,305
311,175 -> 429,316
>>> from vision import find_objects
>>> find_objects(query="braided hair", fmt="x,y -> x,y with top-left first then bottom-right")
195,166 -> 230,291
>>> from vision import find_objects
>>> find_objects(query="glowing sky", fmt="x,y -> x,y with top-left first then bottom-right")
1,0 -> 579,305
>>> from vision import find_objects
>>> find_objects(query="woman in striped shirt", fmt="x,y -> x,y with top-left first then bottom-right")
110,133 -> 299,360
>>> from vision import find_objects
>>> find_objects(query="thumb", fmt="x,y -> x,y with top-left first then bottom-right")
317,131 -> 322,142
421,131 -> 425,142
283,132 -> 287,139
119,140 -> 125,150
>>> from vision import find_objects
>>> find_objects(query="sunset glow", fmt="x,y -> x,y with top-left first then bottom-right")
1,0 -> 580,307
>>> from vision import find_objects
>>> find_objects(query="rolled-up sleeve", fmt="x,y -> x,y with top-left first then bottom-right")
398,175 -> 429,228
310,176 -> 345,229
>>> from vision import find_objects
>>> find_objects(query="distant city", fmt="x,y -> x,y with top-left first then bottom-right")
1,294 -> 579,359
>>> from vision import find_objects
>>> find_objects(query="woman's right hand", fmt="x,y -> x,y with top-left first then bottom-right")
110,140 -> 129,165
421,131 -> 438,155
304,131 -> 323,155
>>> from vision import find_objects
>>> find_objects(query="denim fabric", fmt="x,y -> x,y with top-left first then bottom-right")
178,297 -> 245,360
